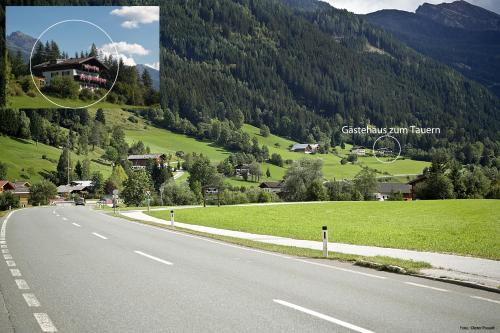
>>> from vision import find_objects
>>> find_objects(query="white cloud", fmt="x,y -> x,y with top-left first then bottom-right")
325,0 -> 500,14
110,6 -> 159,29
100,42 -> 150,56
145,62 -> 160,70
99,41 -> 152,67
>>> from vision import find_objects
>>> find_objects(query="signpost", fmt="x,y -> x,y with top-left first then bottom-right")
322,226 -> 328,257
170,210 -> 174,227
145,190 -> 151,212
112,189 -> 119,214
203,186 -> 220,207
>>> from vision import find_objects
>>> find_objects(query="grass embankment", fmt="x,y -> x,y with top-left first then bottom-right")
8,94 -> 138,109
113,212 -> 431,273
0,135 -> 112,182
148,200 -> 500,260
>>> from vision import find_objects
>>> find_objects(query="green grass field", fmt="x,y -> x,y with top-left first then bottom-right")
0,135 -> 112,182
8,94 -> 137,109
148,200 -> 500,260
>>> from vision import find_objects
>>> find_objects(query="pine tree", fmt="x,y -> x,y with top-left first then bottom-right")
89,43 -> 98,57
142,68 -> 153,88
75,160 -> 83,179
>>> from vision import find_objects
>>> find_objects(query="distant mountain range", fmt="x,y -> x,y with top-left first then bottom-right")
365,1 -> 500,97
6,30 -> 160,92
6,31 -> 36,62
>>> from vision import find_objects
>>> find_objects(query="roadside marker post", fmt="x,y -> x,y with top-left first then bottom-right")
322,226 -> 328,257
170,210 -> 174,227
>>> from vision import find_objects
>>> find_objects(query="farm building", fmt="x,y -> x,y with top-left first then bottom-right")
258,181 -> 283,193
0,181 -> 30,206
375,183 -> 412,201
57,180 -> 94,197
0,181 -> 15,193
32,56 -> 108,91
351,146 -> 366,156
290,143 -> 319,154
408,175 -> 428,199
127,154 -> 166,170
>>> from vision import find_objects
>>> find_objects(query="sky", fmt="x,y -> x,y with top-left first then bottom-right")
326,0 -> 500,14
6,6 -> 159,69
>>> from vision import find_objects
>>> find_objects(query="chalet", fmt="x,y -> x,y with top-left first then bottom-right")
13,181 -> 31,207
32,56 -> 108,91
235,164 -> 251,177
127,154 -> 165,170
408,174 -> 428,200
290,143 -> 319,154
375,183 -> 412,201
351,146 -> 366,156
0,181 -> 15,193
57,180 -> 94,196
258,181 -> 283,194
376,147 -> 393,156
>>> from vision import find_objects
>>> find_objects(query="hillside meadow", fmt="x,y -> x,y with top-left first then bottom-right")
149,200 -> 500,260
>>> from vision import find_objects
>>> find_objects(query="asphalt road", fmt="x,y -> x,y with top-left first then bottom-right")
0,206 -> 499,333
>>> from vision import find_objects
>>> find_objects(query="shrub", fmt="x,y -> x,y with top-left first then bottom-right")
0,192 -> 20,211
45,76 -> 79,99
26,90 -> 37,97
79,88 -> 94,101
29,180 -> 57,206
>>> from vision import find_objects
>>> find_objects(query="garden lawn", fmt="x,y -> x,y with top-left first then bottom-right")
148,200 -> 500,260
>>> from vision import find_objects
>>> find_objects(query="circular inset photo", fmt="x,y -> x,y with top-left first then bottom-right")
29,20 -> 120,109
372,134 -> 402,164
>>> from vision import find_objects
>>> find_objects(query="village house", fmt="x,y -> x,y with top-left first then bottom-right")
351,146 -> 366,156
290,143 -> 320,154
0,181 -> 15,193
258,181 -> 283,194
57,180 -> 94,197
374,183 -> 412,201
32,56 -> 108,91
376,147 -> 394,156
235,164 -> 251,177
127,154 -> 166,170
408,174 -> 428,200
13,181 -> 31,207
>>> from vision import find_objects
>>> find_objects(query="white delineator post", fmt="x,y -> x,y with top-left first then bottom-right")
322,226 -> 328,257
170,210 -> 174,227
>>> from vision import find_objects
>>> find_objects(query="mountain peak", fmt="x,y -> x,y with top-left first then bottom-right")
416,1 -> 500,31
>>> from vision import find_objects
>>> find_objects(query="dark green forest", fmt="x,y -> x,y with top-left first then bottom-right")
1,0 -> 500,164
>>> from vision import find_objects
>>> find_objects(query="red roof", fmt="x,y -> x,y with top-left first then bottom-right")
0,181 -> 15,190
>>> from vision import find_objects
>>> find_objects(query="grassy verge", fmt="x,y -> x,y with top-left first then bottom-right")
148,200 -> 500,260
111,211 -> 431,274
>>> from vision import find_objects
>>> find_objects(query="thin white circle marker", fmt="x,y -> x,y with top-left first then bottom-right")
372,134 -> 402,164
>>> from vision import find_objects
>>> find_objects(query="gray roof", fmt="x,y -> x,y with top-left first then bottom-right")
127,154 -> 162,160
13,186 -> 30,194
377,183 -> 411,194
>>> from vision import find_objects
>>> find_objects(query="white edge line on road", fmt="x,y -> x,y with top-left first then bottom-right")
404,282 -> 449,292
62,217 -> 68,221
23,293 -> 41,307
295,259 -> 387,279
34,313 -> 58,332
6,260 -> 16,267
134,250 -> 173,266
2,248 -> 9,253
72,223 -> 81,227
471,296 -> 500,305
273,299 -> 375,333
3,254 -> 13,260
92,232 -> 108,240
15,279 -> 30,290
10,268 -> 21,277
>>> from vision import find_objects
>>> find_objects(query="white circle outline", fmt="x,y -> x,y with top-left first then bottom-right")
372,134 -> 402,164
30,19 -> 120,109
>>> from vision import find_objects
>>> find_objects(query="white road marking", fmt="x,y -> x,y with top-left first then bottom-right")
134,250 -> 173,266
273,299 -> 375,333
10,269 -> 21,277
23,293 -> 41,307
72,223 -> 81,227
404,282 -> 449,292
62,217 -> 68,221
15,279 -> 30,290
3,254 -> 13,260
92,232 -> 108,240
471,296 -> 500,305
34,313 -> 58,332
1,244 -> 7,248
295,259 -> 387,280
6,260 -> 16,267
2,248 -> 9,253
0,241 -> 5,244
55,214 -> 59,217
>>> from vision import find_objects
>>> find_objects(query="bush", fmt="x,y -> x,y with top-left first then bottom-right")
128,116 -> 138,123
79,88 -> 94,101
27,90 -> 37,97
29,180 -> 57,206
340,158 -> 348,165
45,76 -> 79,99
0,192 -> 20,211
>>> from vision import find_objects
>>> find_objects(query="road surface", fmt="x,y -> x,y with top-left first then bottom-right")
0,206 -> 498,332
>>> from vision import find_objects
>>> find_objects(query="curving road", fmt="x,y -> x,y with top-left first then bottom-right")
0,206 -> 498,332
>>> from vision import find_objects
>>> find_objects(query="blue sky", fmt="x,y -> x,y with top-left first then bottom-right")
6,6 -> 159,68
